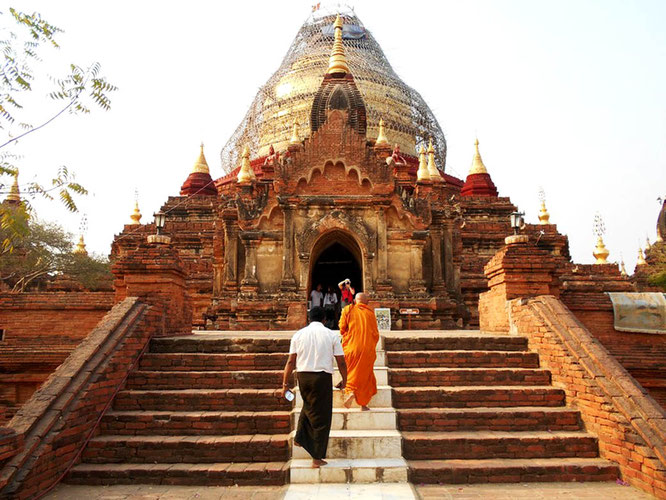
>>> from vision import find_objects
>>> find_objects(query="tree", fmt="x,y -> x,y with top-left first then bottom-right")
0,7 -> 116,248
0,217 -> 112,292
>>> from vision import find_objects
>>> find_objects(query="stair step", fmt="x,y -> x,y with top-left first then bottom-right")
139,353 -> 288,371
397,407 -> 582,432
392,386 -> 565,408
384,334 -> 528,352
81,434 -> 289,463
101,410 -> 290,435
291,430 -> 402,460
292,407 -> 397,431
113,389 -> 291,412
334,366 -> 388,385
389,368 -> 551,387
401,431 -> 599,460
65,461 -> 289,486
386,350 -> 539,368
126,370 -> 283,389
289,458 -> 408,483
295,386 -> 392,409
150,335 -> 291,354
408,457 -> 619,484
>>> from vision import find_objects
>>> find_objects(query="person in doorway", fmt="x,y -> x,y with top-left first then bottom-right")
281,306 -> 347,468
338,278 -> 355,309
310,283 -> 324,308
338,292 -> 379,411
323,285 -> 338,328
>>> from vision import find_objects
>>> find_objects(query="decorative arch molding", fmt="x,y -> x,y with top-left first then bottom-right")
296,160 -> 373,189
297,210 -> 376,258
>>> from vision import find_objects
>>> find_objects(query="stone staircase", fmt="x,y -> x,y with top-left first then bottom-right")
66,333 -> 293,486
289,336 -> 409,484
385,331 -> 620,484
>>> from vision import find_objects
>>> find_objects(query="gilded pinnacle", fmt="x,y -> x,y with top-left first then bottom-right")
237,145 -> 254,184
637,247 -> 647,266
375,118 -> 389,146
620,259 -> 627,277
592,235 -> 609,264
538,200 -> 551,225
192,143 -> 210,174
130,200 -> 142,225
416,145 -> 430,182
427,138 -> 440,180
6,171 -> 20,203
289,121 -> 300,145
327,14 -> 350,75
73,235 -> 88,255
469,138 -> 488,175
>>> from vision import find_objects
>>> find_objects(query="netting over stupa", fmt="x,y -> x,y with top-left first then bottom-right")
219,6 -> 447,174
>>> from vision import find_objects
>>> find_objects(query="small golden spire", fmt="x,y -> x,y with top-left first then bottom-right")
73,235 -> 88,255
237,145 -> 254,184
327,14 -> 350,75
5,171 -> 20,204
620,259 -> 627,277
375,118 -> 389,146
637,247 -> 647,266
289,121 -> 300,145
646,236 -> 651,250
129,200 -> 142,225
192,143 -> 210,174
593,235 -> 609,264
427,139 -> 440,180
416,145 -> 430,182
469,138 -> 488,175
538,200 -> 551,224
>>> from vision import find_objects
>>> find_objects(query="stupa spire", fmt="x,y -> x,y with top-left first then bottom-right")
637,247 -> 647,266
237,145 -> 255,184
73,235 -> 88,255
130,200 -> 142,225
375,118 -> 389,146
427,138 -> 440,180
5,171 -> 20,204
538,188 -> 551,225
416,145 -> 430,182
289,121 -> 300,145
592,236 -> 609,264
327,14 -> 350,75
469,138 -> 488,175
192,143 -> 210,174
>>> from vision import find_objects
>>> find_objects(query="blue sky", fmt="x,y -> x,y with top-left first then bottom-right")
5,0 -> 666,271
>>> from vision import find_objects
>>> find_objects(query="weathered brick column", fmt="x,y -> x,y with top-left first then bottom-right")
112,241 -> 192,336
479,236 -> 563,333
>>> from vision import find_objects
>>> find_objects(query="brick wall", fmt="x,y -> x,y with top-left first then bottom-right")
0,297 -> 161,499
509,296 -> 666,498
0,292 -> 115,419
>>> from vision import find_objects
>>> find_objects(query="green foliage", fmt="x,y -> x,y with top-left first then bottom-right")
646,244 -> 666,291
0,7 -> 116,249
0,218 -> 112,292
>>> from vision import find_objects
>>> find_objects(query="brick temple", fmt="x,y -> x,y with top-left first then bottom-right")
1,8 -> 665,500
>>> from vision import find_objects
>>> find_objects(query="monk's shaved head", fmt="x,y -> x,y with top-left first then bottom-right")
355,292 -> 369,304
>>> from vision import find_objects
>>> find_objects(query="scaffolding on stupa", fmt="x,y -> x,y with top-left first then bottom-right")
220,6 -> 448,175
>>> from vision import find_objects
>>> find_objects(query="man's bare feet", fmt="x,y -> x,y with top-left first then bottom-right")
312,458 -> 328,468
343,392 -> 355,409
361,405 -> 370,411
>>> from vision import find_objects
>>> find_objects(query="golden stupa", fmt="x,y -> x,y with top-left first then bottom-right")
220,7 -> 447,173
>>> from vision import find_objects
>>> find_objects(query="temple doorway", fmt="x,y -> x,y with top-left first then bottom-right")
309,231 -> 363,313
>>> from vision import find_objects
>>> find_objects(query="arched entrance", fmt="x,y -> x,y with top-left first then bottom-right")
309,230 -> 363,300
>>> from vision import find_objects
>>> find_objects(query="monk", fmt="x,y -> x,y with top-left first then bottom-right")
338,292 -> 379,411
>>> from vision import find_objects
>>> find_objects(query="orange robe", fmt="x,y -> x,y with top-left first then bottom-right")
338,303 -> 379,406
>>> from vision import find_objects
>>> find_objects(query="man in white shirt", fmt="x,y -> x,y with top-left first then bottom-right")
281,306 -> 347,468
310,283 -> 324,308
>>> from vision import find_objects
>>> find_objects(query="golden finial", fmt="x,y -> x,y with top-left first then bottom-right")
637,247 -> 647,266
73,235 -> 88,255
289,121 -> 300,145
469,138 -> 488,175
538,188 -> 550,224
427,139 -> 440,180
192,142 -> 210,174
620,259 -> 627,277
375,118 -> 389,146
327,14 -> 350,75
237,145 -> 254,184
645,236 -> 651,250
416,145 -> 430,182
5,171 -> 20,204
592,236 -> 609,264
130,200 -> 142,225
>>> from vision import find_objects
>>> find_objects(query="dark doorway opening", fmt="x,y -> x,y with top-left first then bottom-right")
311,242 -> 363,296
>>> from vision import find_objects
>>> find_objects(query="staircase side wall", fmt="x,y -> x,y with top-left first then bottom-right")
0,297 -> 160,499
509,295 -> 666,498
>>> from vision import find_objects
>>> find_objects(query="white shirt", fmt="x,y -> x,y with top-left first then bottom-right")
323,293 -> 338,306
310,290 -> 324,307
289,321 -> 343,374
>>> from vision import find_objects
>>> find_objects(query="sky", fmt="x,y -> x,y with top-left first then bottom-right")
4,0 -> 666,272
